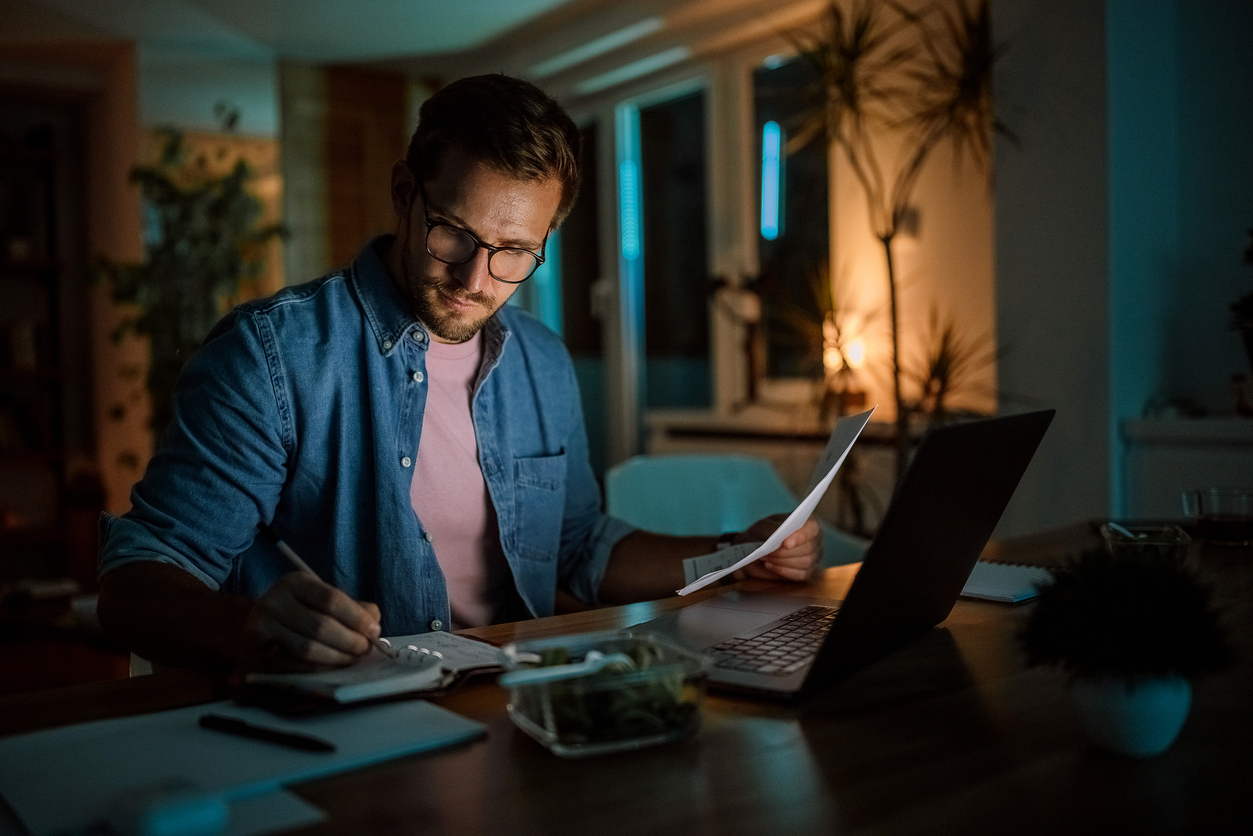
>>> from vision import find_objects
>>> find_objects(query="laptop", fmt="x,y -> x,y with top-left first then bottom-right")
637,409 -> 1055,700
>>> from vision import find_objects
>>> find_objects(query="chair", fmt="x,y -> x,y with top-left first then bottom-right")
605,454 -> 868,567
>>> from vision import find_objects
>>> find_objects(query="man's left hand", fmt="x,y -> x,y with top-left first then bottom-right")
736,514 -> 822,582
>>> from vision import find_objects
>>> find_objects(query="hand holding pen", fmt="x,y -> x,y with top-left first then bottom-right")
240,523 -> 384,670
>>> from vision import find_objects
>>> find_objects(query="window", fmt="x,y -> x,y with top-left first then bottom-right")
639,89 -> 710,408
752,57 -> 830,379
558,123 -> 607,479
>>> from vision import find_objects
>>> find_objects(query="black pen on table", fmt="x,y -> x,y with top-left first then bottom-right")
199,713 -> 335,753
257,522 -> 394,658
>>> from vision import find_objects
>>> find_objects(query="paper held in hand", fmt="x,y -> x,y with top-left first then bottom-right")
677,407 -> 876,595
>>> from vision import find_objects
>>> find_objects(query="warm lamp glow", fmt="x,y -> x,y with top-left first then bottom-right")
846,338 -> 866,369
823,347 -> 843,371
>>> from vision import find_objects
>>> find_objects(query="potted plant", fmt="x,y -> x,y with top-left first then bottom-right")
789,0 -> 1013,483
99,105 -> 284,440
1019,546 -> 1231,757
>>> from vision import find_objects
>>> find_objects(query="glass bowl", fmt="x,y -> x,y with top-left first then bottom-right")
498,629 -> 709,757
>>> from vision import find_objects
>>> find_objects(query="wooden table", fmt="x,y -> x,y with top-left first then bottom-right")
2,535 -> 1251,835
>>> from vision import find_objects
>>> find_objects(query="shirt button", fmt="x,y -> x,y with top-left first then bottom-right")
401,456 -> 412,468
412,371 -> 424,383
430,620 -> 443,631
382,339 -> 393,350
423,531 -> 433,542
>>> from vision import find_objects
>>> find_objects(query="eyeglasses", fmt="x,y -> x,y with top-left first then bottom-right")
416,182 -> 547,284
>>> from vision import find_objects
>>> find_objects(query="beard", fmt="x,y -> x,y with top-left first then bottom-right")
405,265 -> 500,343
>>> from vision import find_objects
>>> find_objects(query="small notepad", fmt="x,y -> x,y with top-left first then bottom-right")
244,632 -> 502,703
960,561 -> 1053,604
246,650 -> 444,703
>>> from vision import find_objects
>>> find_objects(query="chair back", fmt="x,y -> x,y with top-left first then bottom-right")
606,454 -> 796,535
605,454 -> 869,565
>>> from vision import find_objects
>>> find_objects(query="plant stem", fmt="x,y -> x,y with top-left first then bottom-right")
881,232 -> 909,484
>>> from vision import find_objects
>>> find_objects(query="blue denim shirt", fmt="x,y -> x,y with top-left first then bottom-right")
99,238 -> 634,636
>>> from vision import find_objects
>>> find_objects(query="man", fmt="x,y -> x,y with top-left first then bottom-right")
98,74 -> 820,671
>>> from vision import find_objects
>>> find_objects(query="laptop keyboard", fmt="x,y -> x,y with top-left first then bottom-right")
710,605 -> 838,676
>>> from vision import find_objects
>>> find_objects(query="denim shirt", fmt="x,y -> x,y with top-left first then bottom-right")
99,238 -> 634,636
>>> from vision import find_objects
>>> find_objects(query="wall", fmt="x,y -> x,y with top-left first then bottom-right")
277,64 -> 328,287
830,119 -> 998,422
1170,0 -> 1253,414
1,2 -> 148,515
992,0 -> 1110,535
995,0 -> 1253,534
323,67 -> 408,270
1106,0 -> 1179,515
279,64 -> 420,285
140,49 -> 277,137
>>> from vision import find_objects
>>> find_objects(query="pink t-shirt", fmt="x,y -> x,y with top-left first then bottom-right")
409,332 -> 511,629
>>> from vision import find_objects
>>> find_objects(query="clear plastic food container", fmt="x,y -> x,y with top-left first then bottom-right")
498,629 -> 709,757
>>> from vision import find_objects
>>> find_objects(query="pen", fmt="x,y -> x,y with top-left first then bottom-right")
257,522 -> 396,658
199,713 -> 336,752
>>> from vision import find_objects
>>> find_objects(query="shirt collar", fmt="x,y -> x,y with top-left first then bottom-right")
350,234 -> 510,358
350,235 -> 428,356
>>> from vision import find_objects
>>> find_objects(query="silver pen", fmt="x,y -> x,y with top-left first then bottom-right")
256,522 -> 396,658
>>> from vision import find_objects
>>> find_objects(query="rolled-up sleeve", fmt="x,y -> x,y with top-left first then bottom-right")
98,309 -> 290,589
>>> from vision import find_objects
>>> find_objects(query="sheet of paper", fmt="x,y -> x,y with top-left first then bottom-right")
0,700 -> 484,836
682,541 -> 764,585
677,407 -> 876,595
806,406 -> 875,494
385,630 -> 503,672
226,789 -> 326,836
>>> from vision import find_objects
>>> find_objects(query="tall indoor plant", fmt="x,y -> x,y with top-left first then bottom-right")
790,0 -> 1011,480
100,112 -> 284,440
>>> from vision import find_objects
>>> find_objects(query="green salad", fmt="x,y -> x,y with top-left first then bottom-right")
512,640 -> 702,745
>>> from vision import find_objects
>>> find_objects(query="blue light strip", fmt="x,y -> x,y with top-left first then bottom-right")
615,102 -> 645,453
760,121 -> 782,240
619,160 -> 641,260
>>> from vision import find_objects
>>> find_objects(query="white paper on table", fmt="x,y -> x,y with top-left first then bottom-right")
676,406 -> 877,595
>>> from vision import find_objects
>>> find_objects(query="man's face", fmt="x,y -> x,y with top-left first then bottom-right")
389,147 -> 562,344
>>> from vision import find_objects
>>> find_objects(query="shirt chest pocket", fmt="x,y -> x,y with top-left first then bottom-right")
512,452 -> 567,562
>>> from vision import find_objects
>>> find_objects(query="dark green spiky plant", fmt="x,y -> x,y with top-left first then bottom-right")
100,111 -> 284,440
790,0 -> 1012,482
1020,548 -> 1231,682
907,304 -> 998,422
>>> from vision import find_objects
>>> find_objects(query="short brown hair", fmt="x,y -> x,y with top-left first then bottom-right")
406,74 -> 582,227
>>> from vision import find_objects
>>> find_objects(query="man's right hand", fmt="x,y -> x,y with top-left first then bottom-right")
97,561 -> 382,673
241,572 -> 382,671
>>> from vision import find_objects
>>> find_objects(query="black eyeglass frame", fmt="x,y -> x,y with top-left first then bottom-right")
416,181 -> 547,284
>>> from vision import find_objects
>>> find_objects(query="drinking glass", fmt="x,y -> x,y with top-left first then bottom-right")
1181,488 -> 1253,547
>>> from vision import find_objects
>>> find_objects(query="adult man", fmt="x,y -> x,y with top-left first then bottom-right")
98,75 -> 820,671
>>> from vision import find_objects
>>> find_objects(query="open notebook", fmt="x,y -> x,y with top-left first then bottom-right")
244,630 -> 502,703
960,561 -> 1054,604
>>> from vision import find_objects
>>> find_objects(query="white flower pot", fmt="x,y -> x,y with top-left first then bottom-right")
1068,675 -> 1192,757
